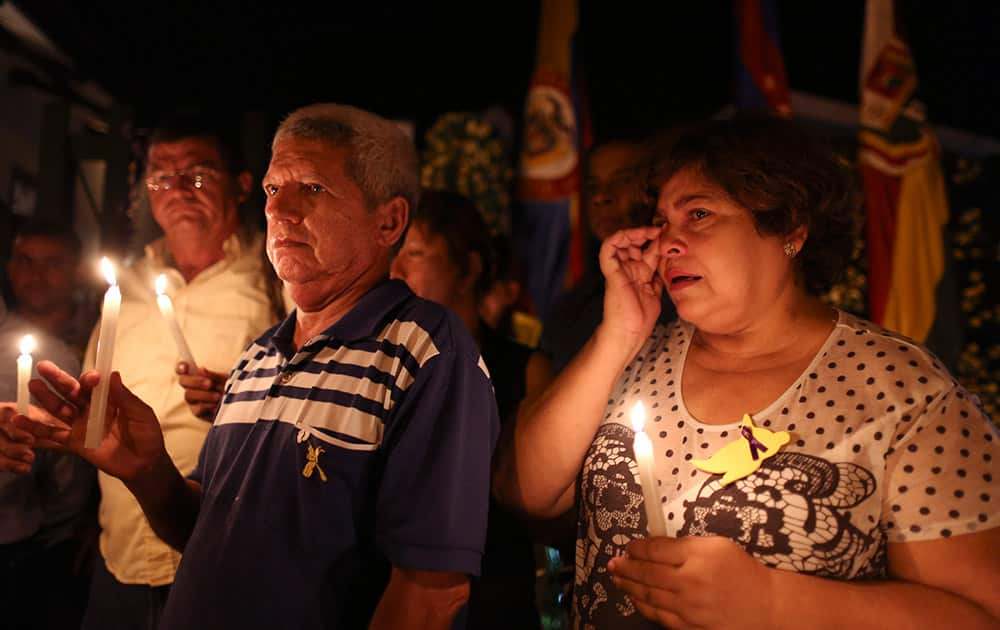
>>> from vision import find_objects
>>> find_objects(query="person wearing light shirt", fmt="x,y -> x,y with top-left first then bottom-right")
79,112 -> 281,630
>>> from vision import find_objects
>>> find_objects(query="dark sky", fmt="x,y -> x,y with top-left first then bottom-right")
17,0 -> 1000,142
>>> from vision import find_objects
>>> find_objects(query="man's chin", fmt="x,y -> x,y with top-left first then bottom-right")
162,219 -> 207,237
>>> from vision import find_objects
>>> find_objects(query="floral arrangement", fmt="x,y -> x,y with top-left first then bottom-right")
420,112 -> 514,237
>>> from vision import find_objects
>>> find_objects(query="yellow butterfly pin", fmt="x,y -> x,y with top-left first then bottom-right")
691,414 -> 790,485
302,442 -> 328,482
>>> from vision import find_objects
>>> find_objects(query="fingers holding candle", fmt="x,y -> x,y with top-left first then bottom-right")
608,536 -> 777,630
176,364 -> 227,422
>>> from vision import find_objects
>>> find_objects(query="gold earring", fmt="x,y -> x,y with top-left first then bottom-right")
783,242 -> 797,258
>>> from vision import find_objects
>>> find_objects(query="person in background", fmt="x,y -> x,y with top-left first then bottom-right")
479,233 -> 543,349
7,220 -> 97,359
76,111 -> 279,630
541,136 -> 676,373
1,102 -> 498,630
391,189 -> 553,629
495,116 -> 999,629
0,295 -> 93,629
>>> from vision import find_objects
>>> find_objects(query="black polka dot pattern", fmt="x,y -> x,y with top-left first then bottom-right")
580,311 -> 1000,594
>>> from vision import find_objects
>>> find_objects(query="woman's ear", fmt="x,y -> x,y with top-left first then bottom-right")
788,223 -> 808,253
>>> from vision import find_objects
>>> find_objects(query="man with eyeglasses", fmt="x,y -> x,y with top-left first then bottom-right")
2,103 -> 498,630
75,112 -> 283,630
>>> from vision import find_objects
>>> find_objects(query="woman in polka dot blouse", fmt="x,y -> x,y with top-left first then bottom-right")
493,116 -> 999,630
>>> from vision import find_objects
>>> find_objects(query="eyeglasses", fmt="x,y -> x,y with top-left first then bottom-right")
145,165 -> 223,192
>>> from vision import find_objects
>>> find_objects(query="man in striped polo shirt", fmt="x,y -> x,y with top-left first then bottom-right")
11,103 -> 500,629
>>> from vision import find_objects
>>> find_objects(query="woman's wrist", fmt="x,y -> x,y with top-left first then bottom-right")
592,322 -> 647,373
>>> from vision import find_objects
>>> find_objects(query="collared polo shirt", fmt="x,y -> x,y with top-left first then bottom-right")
161,279 -> 499,629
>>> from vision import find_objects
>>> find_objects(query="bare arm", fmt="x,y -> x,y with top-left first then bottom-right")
369,568 -> 469,630
769,529 -> 1000,630
493,327 -> 638,517
493,227 -> 664,518
124,451 -> 202,551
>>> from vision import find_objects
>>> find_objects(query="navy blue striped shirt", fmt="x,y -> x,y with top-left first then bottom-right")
161,280 -> 500,629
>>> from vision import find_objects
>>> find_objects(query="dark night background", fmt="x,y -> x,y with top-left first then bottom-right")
14,1 -> 1000,143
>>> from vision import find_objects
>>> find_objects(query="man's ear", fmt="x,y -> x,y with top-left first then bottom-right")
235,171 -> 254,204
376,196 -> 409,249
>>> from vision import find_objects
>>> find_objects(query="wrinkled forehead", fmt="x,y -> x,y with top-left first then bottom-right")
268,136 -> 348,172
147,136 -> 225,169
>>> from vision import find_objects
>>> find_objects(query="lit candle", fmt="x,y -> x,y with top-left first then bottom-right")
154,274 -> 196,368
631,401 -> 667,537
17,335 -> 35,415
85,258 -> 121,449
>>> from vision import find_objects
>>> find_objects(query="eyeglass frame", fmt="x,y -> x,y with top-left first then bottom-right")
145,163 -> 226,192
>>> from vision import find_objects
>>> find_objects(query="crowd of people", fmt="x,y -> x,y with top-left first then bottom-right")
0,104 -> 996,630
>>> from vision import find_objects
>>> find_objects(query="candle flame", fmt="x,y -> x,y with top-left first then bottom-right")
155,274 -> 167,296
100,257 -> 117,286
19,334 -> 35,355
630,401 -> 646,433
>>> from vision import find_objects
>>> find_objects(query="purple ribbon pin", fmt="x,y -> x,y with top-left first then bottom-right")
740,425 -> 768,461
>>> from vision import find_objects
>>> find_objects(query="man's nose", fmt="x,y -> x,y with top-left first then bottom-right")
265,190 -> 302,223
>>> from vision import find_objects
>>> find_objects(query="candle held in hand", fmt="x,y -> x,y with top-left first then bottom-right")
17,335 -> 35,415
631,401 -> 667,537
155,274 -> 196,368
85,258 -> 121,449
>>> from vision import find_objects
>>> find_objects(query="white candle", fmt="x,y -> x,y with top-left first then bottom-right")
85,258 -> 121,449
154,274 -> 196,368
17,335 -> 35,415
631,401 -> 667,537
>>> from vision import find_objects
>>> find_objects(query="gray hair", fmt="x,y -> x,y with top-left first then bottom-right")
273,103 -> 420,212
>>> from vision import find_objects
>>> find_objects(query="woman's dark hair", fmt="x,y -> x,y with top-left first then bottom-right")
649,115 -> 860,296
409,190 -> 496,299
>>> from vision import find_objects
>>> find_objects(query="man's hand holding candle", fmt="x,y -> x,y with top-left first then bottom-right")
3,361 -> 172,487
176,363 -> 228,422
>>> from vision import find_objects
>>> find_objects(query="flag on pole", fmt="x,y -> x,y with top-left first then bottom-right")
859,0 -> 949,342
517,0 -> 591,320
734,0 -> 792,117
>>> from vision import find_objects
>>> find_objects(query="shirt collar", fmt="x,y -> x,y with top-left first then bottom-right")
144,232 -> 244,270
270,279 -> 414,358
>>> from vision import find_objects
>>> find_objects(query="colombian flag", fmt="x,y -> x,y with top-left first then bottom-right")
517,0 -> 591,320
734,0 -> 792,117
859,0 -> 949,342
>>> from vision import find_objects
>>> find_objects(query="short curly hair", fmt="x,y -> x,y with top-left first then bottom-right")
649,116 -> 860,296
409,190 -> 496,300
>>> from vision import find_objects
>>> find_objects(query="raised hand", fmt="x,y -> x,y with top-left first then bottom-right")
0,402 -> 67,473
608,535 -> 775,630
599,226 -> 664,354
176,362 -> 228,422
23,360 -> 168,484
